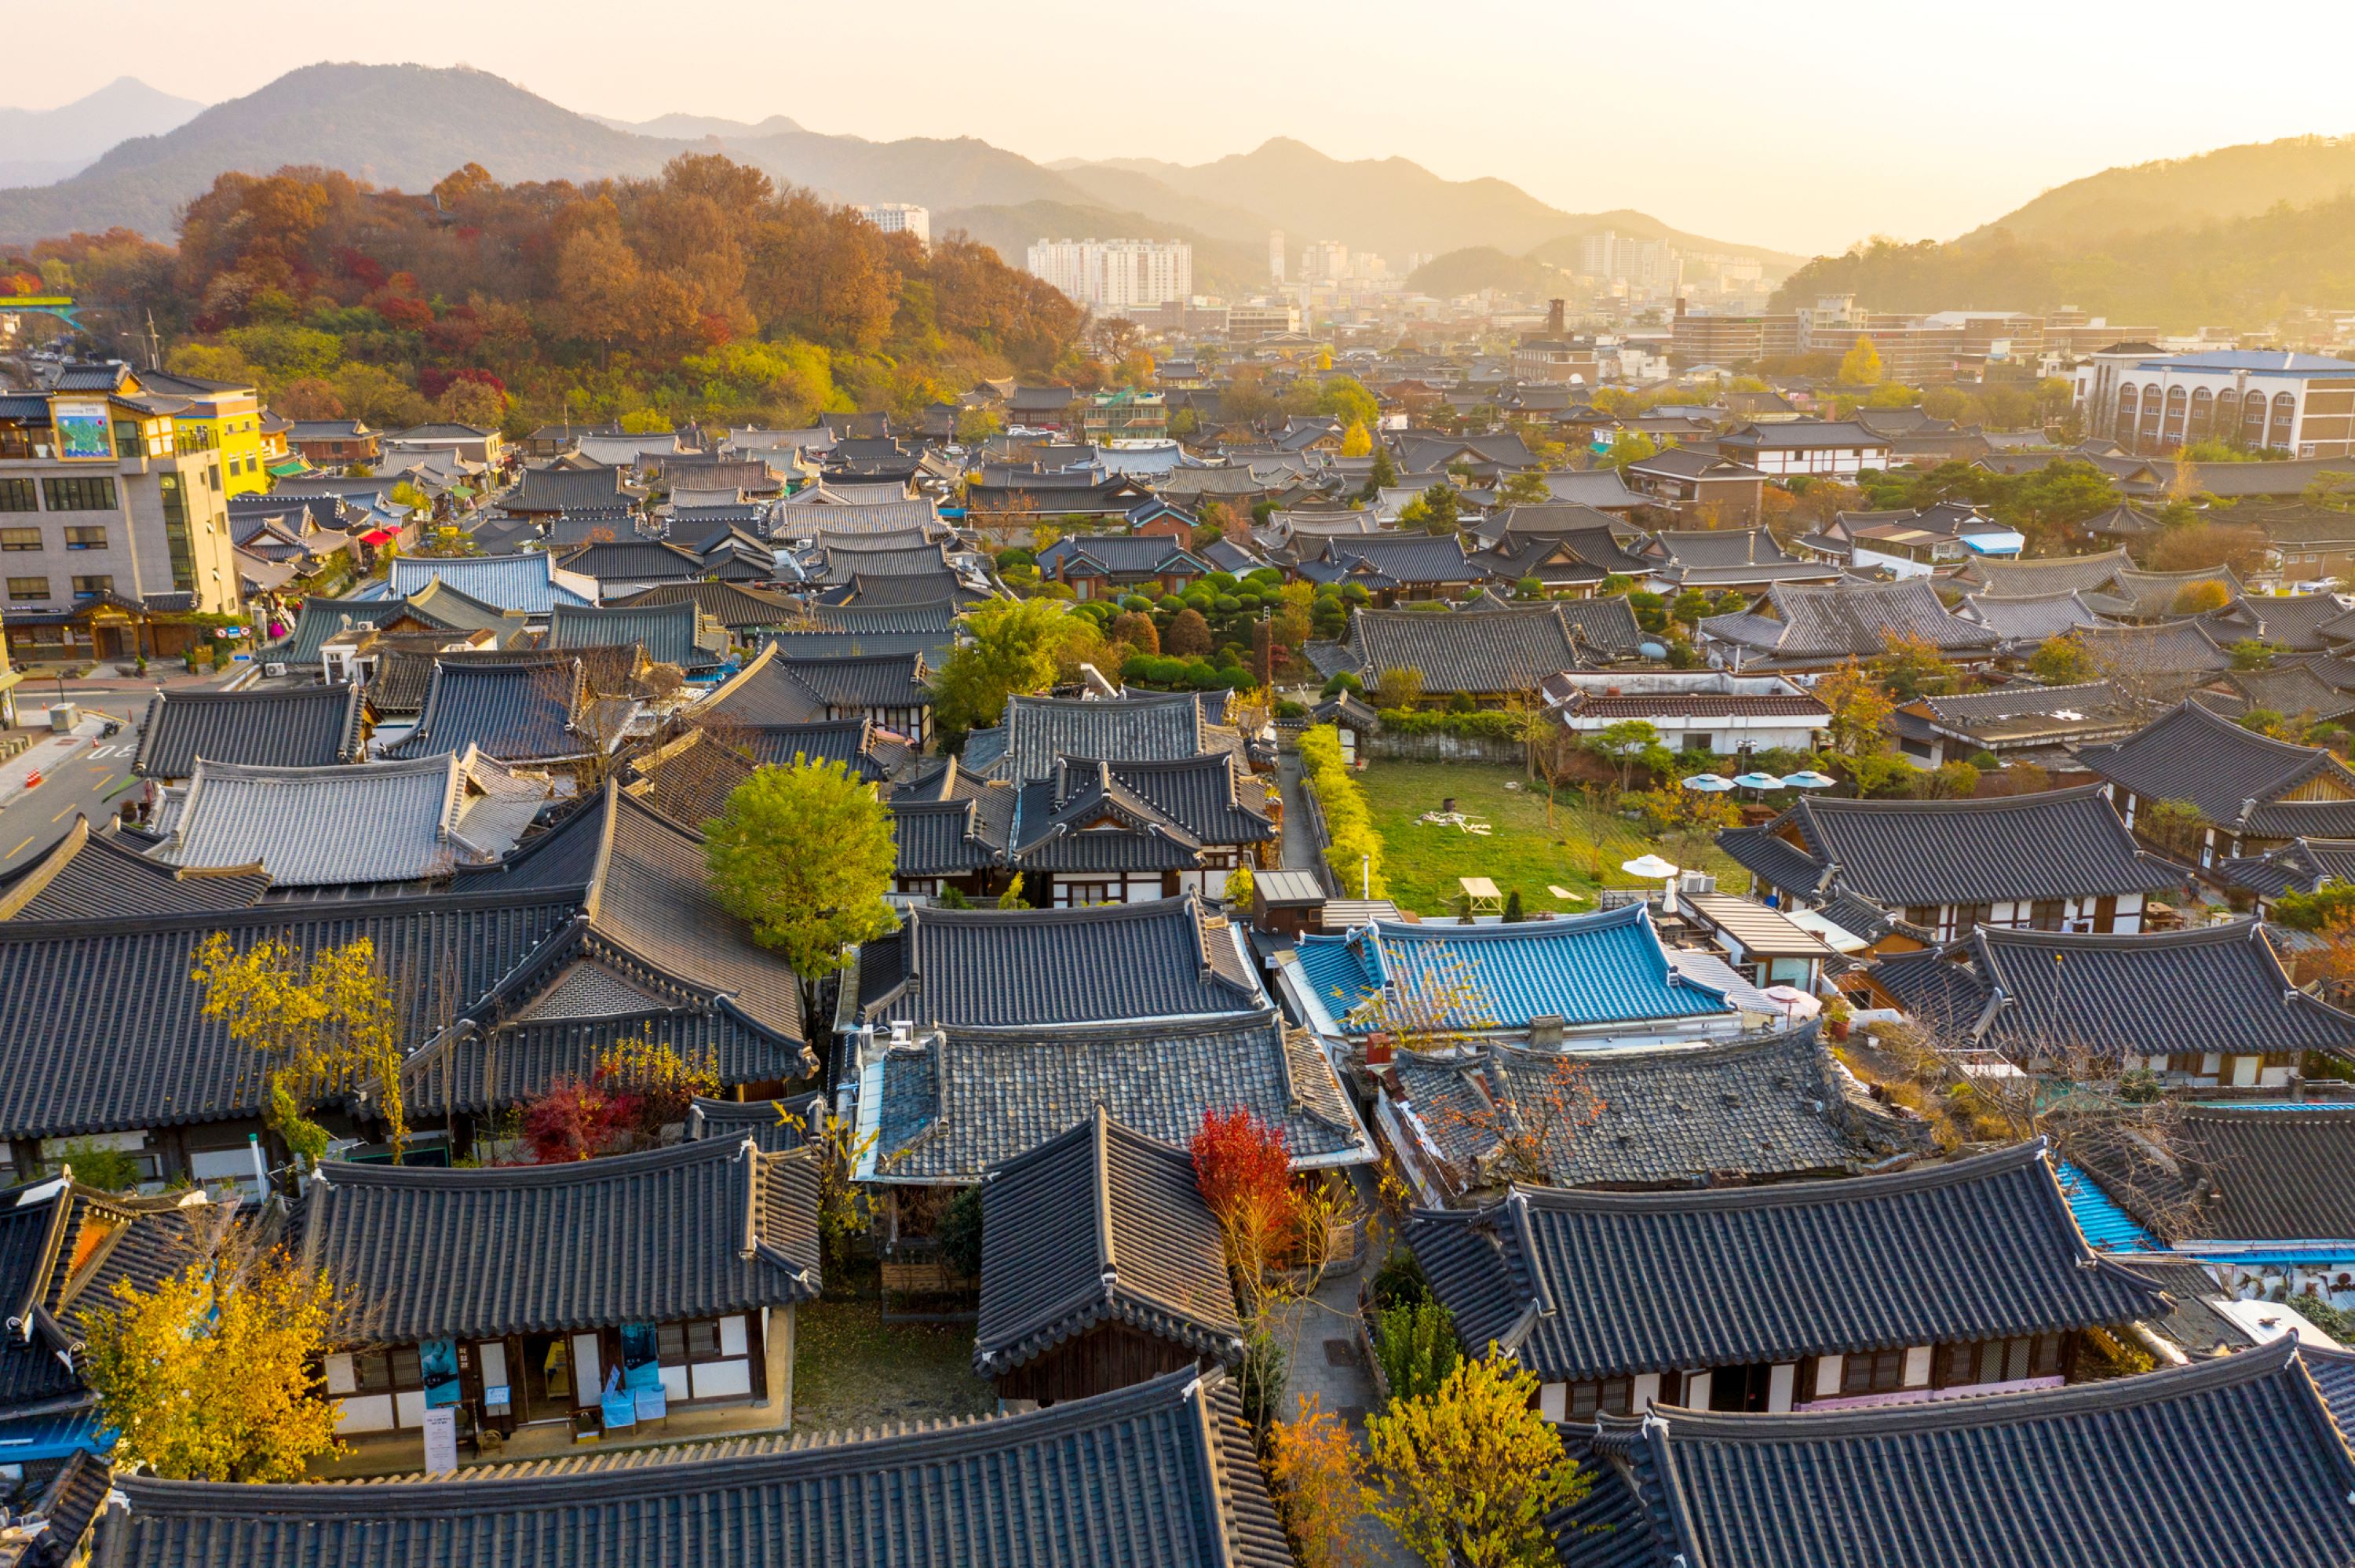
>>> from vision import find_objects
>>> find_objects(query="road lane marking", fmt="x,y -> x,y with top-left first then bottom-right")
6,837 -> 28,857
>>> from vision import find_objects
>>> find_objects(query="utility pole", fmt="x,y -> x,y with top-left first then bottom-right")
144,310 -> 162,371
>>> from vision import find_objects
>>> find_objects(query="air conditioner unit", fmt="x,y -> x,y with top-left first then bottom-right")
262,662 -> 287,679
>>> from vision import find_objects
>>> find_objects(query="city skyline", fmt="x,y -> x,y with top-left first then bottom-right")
13,0 -> 2355,256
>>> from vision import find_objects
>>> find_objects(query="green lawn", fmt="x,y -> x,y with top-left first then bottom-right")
791,1300 -> 995,1434
1355,760 -> 1746,918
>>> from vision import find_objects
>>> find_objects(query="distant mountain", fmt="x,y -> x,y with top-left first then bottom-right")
1966,134 -> 2355,246
1408,246 -> 1563,297
589,111 -> 804,140
0,77 -> 205,190
1057,139 -> 1806,275
0,63 -> 678,242
0,63 -> 1804,296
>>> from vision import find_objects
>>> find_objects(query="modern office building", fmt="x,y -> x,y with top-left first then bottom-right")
1025,238 -> 1193,312
855,203 -> 931,246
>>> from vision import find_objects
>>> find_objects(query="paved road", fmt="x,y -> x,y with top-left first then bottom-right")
0,700 -> 146,873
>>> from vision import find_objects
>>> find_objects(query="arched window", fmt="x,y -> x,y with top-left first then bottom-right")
2271,391 -> 2297,450
2115,385 -> 2140,445
2139,384 -> 2165,447
2189,387 -> 2214,441
2246,392 -> 2272,445
2163,385 -> 2189,445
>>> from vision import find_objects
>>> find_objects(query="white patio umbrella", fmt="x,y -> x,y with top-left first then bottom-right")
1781,770 -> 1838,789
1620,853 -> 1681,913
1681,773 -> 1737,792
1759,984 -> 1824,1022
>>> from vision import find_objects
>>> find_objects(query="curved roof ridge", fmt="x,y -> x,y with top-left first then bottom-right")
1497,1136 -> 2050,1215
1650,1334 -> 2302,1443
315,1133 -> 739,1191
1798,782 -> 2111,815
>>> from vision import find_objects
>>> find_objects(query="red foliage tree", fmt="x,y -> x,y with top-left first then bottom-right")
1192,1108 -> 1301,1273
521,1076 -> 621,1162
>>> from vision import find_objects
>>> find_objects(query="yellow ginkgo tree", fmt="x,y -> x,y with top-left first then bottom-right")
192,933 -> 406,1165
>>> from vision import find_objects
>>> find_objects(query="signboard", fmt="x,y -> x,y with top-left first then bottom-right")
420,1406 -> 459,1475
53,400 -> 112,461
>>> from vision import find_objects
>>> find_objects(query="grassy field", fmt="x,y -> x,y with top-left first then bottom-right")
1356,760 -> 1744,918
791,1300 -> 994,1434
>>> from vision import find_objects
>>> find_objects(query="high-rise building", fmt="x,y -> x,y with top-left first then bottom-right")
1024,238 -> 1194,312
1269,229 -> 1287,285
854,203 -> 931,246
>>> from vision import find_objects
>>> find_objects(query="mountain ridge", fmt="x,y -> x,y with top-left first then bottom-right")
0,77 -> 206,192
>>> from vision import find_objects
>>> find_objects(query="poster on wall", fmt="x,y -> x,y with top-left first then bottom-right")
52,400 -> 112,460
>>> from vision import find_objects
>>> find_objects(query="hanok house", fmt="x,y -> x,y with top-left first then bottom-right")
973,1109 -> 1244,1409
1290,533 -> 1500,604
834,895 -> 1269,1053
294,1139 -> 821,1459
1714,418 -> 1894,478
2215,833 -> 2355,917
94,1363 -> 1290,1568
1889,679 -> 2145,769
1309,604 -> 1597,710
959,690 -> 1234,784
1870,919 -> 2355,1089
132,680 -> 367,786
1032,534 -> 1215,599
1551,1341 -> 2355,1568
1375,1024 -> 1928,1207
699,640 -> 934,745
2079,698 -> 2355,868
849,1012 -> 1374,1260
380,652 -> 631,774
1633,528 -> 1844,596
1408,1140 -> 2165,1422
1798,501 -> 2025,578
381,551 -> 601,616
1718,786 -> 2181,942
1696,578 -> 2003,673
546,600 -> 729,678
2068,1103 -> 2355,1311
999,753 -> 1276,907
880,760 -> 1020,902
0,1173 -> 218,1468
1279,903 -> 1741,1067
1543,670 -> 1829,757
1619,445 -> 1767,527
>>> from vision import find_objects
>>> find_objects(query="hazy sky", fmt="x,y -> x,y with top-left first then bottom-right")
24,0 -> 2355,256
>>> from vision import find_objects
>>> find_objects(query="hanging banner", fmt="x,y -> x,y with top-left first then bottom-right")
53,400 -> 112,461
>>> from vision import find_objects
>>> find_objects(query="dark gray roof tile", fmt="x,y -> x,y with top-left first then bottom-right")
132,684 -> 365,778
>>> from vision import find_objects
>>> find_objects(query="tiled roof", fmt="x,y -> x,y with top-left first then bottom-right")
151,750 -> 542,887
1036,535 -> 1212,577
385,552 -> 599,613
771,651 -> 931,712
2076,699 -> 2354,827
404,1008 -> 811,1119
770,498 -> 942,535
101,1366 -> 1289,1568
1725,786 -> 2178,906
1336,605 -> 1584,695
549,601 -> 726,671
2215,835 -> 2355,899
1390,1024 -> 1925,1191
1897,680 -> 2141,746
975,1108 -> 1243,1376
1555,1342 -> 2355,1568
2098,564 -> 2246,619
294,1140 -> 818,1341
1553,596 -> 1648,659
1873,920 -> 2355,1058
1309,533 -> 1497,587
507,465 -> 631,514
0,887 -> 580,1140
1699,579 -> 2001,664
1961,588 -> 2109,643
0,819 -> 266,922
684,1091 -> 826,1154
557,538 -> 710,585
2073,618 -> 2233,677
2244,797 -> 2355,838
586,787 -> 805,1041
967,691 -> 1210,782
861,1010 -> 1371,1182
279,595 -> 401,665
2073,1104 -> 2355,1245
133,683 -> 365,779
384,654 -> 592,763
1006,753 -> 1272,872
1291,903 -> 1733,1034
849,895 -> 1264,1030
1410,1140 -> 2163,1384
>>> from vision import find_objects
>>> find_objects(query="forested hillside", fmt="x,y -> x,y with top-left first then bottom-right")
5,155 -> 1083,432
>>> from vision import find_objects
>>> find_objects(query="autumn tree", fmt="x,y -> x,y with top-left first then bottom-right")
1371,665 -> 1425,710
1166,606 -> 1214,656
1498,470 -> 1552,505
1269,1395 -> 1373,1568
192,934 -> 406,1164
2170,578 -> 2233,615
1871,631 -> 1957,702
1193,1109 -> 1305,1321
2147,524 -> 2265,578
932,596 -> 1104,737
1816,658 -> 1897,760
1364,1350 -> 1586,1568
2138,797 -> 2207,860
703,758 -> 898,986
81,1238 -> 359,1483
2029,632 -> 2098,685
1340,420 -> 1373,458
1840,334 -> 1884,387
1427,1052 -> 1602,1187
1589,718 -> 1670,790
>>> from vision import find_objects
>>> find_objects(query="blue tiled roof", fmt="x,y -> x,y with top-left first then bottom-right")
0,1403 -> 109,1461
386,553 -> 595,613
2056,1158 -> 2156,1252
1293,903 -> 1732,1033
2133,349 -> 2355,374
